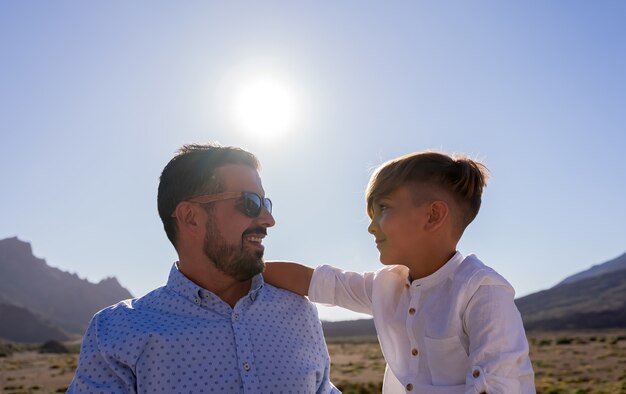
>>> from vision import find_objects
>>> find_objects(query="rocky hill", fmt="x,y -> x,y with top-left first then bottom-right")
558,252 -> 626,286
322,251 -> 626,336
0,303 -> 69,342
1,236 -> 624,342
322,319 -> 376,338
0,237 -> 133,340
515,261 -> 626,330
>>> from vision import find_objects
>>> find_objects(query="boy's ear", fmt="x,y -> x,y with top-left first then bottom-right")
424,201 -> 448,232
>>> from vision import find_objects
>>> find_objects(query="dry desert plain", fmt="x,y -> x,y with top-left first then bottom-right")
1,330 -> 625,394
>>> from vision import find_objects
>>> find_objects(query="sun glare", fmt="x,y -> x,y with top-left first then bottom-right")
233,77 -> 297,138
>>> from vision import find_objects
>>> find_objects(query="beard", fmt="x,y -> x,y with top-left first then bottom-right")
202,219 -> 265,282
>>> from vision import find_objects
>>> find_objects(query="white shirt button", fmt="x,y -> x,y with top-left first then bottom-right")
243,362 -> 250,371
233,314 -> 240,321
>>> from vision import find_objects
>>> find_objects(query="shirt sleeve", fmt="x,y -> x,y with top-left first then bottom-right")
463,284 -> 536,394
67,313 -> 137,393
310,309 -> 342,394
308,264 -> 375,315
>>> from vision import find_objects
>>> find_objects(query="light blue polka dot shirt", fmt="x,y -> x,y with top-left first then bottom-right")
68,264 -> 339,394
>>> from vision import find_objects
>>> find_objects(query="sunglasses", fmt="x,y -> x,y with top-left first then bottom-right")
172,191 -> 272,218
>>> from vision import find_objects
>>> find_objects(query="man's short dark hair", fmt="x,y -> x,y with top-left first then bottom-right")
157,143 -> 259,248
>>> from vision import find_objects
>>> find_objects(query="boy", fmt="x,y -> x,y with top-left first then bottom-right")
264,151 -> 535,393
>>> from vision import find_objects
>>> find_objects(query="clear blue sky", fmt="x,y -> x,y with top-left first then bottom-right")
1,1 -> 625,321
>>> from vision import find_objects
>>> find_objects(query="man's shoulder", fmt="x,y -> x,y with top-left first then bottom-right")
93,286 -> 168,324
262,283 -> 317,311
263,282 -> 312,301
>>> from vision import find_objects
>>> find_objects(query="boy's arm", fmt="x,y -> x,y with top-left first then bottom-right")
264,261 -> 313,296
265,261 -> 374,315
463,284 -> 535,394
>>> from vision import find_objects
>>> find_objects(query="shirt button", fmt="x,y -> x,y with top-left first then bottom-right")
243,362 -> 250,371
406,383 -> 413,391
473,369 -> 480,378
411,348 -> 418,356
408,307 -> 416,315
194,298 -> 200,304
233,314 -> 240,321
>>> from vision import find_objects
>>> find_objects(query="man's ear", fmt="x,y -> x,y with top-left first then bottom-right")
173,202 -> 204,239
424,200 -> 448,232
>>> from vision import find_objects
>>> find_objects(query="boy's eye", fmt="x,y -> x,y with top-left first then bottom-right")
378,204 -> 388,212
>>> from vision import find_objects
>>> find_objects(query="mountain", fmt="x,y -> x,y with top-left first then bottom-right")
516,252 -> 626,331
0,303 -> 69,343
558,252 -> 626,286
322,319 -> 376,338
0,237 -> 133,338
2,235 -> 624,342
323,252 -> 626,336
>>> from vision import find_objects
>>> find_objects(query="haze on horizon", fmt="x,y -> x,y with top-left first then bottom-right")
1,1 -> 625,321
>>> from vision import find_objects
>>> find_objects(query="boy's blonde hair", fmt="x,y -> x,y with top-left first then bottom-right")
366,151 -> 490,235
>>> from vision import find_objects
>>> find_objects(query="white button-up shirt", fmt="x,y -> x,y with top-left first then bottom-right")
309,252 -> 535,394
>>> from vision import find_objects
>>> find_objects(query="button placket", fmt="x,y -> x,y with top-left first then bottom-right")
406,286 -> 421,372
407,285 -> 420,317
231,304 -> 258,390
470,365 -> 488,393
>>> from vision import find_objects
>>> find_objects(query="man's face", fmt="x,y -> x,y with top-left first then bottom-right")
367,185 -> 430,266
202,164 -> 275,281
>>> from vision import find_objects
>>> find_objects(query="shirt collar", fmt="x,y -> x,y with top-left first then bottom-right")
166,262 -> 265,304
407,251 -> 464,289
248,273 -> 264,301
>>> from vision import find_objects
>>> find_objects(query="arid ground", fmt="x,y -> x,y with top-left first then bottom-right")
1,330 -> 625,393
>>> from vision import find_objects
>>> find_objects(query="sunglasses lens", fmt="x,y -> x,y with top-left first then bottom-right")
263,198 -> 272,214
242,194 -> 262,217
241,193 -> 272,217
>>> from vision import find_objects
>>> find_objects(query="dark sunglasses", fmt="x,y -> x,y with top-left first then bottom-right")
172,191 -> 272,218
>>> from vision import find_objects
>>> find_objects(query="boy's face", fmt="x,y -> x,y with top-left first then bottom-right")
367,185 -> 430,266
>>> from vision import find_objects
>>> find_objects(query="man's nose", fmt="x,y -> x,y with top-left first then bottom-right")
257,207 -> 276,228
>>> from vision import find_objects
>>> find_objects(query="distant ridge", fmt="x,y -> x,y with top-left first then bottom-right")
0,236 -> 133,339
516,267 -> 626,330
323,251 -> 626,336
1,236 -> 624,342
557,252 -> 626,286
0,303 -> 68,343
322,319 -> 376,338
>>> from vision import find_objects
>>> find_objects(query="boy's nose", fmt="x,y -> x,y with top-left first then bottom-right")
367,220 -> 377,235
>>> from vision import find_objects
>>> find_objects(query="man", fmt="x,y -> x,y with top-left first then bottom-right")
69,143 -> 338,393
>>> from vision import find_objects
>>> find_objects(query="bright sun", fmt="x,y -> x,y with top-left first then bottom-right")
232,77 -> 296,138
